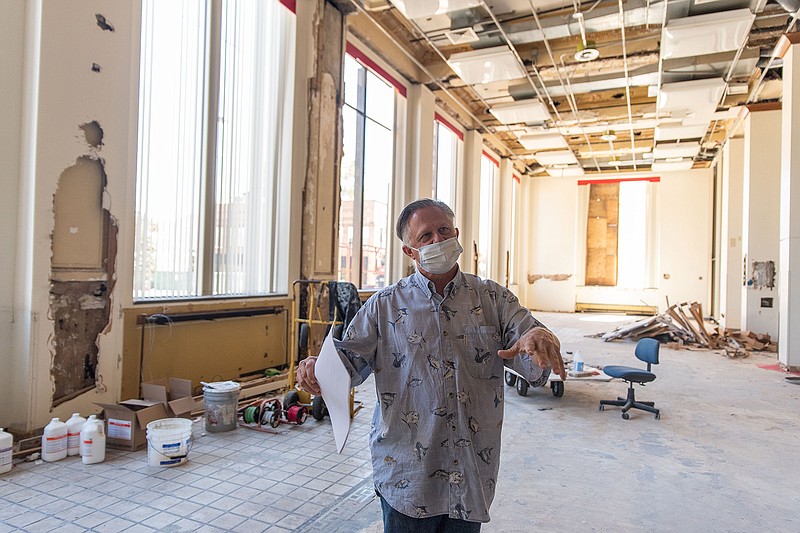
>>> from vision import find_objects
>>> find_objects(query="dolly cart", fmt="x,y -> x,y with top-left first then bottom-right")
285,279 -> 362,419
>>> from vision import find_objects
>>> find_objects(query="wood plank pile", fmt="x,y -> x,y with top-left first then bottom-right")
597,302 -> 777,358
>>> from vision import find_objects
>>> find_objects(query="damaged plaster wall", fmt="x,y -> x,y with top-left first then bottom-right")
50,123 -> 117,405
6,2 -> 137,431
300,1 -> 344,280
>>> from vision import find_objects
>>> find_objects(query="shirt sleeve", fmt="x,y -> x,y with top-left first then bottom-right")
331,295 -> 380,387
493,282 -> 547,349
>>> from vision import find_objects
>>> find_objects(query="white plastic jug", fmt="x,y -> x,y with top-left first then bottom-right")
80,415 -> 106,465
42,418 -> 68,462
0,427 -> 12,474
65,413 -> 86,456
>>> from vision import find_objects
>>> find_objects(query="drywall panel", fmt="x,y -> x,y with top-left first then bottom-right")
742,109 -> 781,339
720,137 -> 744,330
523,176 -> 577,312
658,169 -> 713,311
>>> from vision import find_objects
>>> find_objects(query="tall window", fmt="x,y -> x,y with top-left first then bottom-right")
433,114 -> 462,206
134,0 -> 295,300
338,49 -> 401,290
478,152 -> 498,278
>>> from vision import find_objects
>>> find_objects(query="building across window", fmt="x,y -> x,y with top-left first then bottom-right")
338,47 -> 402,290
134,0 -> 295,300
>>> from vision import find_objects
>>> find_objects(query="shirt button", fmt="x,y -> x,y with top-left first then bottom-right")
453,460 -> 459,466
443,331 -> 449,336
449,393 -> 454,398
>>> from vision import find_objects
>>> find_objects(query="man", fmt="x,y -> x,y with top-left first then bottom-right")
296,198 -> 564,532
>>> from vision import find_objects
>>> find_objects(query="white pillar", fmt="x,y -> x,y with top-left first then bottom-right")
720,136 -> 745,330
459,130 -> 482,274
405,84 -> 435,199
741,108 -> 781,340
779,35 -> 800,371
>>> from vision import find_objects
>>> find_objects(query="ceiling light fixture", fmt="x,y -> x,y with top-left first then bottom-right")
600,130 -> 617,141
572,12 -> 600,62
518,132 -> 568,151
661,8 -> 755,60
388,0 -> 481,19
534,150 -> 579,166
652,141 -> 701,159
652,160 -> 694,172
489,99 -> 551,125
447,46 -> 526,85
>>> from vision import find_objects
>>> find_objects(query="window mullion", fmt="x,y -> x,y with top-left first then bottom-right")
353,66 -> 367,286
201,0 -> 222,296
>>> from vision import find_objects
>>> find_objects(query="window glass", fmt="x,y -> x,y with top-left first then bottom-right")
338,49 -> 398,290
617,181 -> 648,288
135,0 -> 295,299
433,120 -> 459,207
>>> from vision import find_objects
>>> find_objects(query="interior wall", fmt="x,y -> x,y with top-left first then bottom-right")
742,109 -> 781,339
0,0 -> 26,422
720,136 -> 745,329
524,169 -> 713,314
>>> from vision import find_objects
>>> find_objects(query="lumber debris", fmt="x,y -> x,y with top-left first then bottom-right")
596,302 -> 777,356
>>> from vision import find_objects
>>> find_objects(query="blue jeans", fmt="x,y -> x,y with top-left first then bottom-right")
379,493 -> 482,533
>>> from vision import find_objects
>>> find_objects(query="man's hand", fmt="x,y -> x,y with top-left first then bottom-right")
497,327 -> 566,380
295,356 -> 321,395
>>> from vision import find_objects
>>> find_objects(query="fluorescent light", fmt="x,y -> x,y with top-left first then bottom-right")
661,9 -> 754,60
658,78 -> 726,121
652,160 -> 694,172
655,123 -> 708,141
518,132 -> 568,150
652,142 -> 701,159
546,166 -> 584,177
389,0 -> 481,19
534,150 -> 578,166
489,99 -> 551,125
447,46 -> 526,85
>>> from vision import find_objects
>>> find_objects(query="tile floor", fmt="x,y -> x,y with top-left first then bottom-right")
2,312 -> 799,533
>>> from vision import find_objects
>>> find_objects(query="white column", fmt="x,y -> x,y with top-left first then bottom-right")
720,136 -> 745,330
741,108 -> 781,340
405,84 -> 435,199
779,35 -> 800,371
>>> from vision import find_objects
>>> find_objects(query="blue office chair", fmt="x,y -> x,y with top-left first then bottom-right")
599,338 -> 661,420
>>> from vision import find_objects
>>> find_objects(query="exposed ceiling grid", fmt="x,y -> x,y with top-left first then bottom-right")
353,0 -> 794,176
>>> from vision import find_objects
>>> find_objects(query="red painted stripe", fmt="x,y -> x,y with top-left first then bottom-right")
279,0 -> 295,13
435,113 -> 464,141
577,176 -> 661,185
346,42 -> 407,98
512,174 -> 521,183
482,151 -> 500,167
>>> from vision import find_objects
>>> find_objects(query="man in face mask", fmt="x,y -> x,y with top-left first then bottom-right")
296,198 -> 564,532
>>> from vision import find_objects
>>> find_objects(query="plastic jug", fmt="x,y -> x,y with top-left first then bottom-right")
42,418 -> 68,462
0,427 -> 12,474
80,415 -> 106,465
66,413 -> 86,456
574,351 -> 584,373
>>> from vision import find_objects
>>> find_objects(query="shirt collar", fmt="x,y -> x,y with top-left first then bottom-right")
412,268 -> 463,299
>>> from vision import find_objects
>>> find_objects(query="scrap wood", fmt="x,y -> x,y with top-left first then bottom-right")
597,301 -> 776,355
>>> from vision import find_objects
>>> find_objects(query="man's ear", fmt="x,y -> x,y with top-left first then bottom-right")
455,227 -> 459,239
402,245 -> 415,260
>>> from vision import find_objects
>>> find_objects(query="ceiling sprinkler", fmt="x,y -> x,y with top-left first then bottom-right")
573,12 -> 599,62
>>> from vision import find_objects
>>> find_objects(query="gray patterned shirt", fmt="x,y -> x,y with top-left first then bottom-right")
333,269 -> 544,523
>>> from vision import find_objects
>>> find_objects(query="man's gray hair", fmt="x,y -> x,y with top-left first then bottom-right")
396,198 -> 456,244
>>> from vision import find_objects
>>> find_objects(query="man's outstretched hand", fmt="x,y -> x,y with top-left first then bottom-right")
497,327 -> 566,380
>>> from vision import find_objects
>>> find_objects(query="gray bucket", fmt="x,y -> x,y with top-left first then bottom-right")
203,381 -> 241,432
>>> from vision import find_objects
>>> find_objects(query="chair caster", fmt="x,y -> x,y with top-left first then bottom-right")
622,412 -> 630,420
598,405 -> 604,411
655,412 -> 661,420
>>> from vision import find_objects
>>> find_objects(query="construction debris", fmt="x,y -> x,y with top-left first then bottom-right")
596,302 -> 777,357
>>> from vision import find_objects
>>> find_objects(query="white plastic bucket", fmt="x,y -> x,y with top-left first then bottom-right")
146,418 -> 192,467
203,381 -> 241,433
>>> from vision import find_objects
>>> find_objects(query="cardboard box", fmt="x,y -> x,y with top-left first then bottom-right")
140,377 -> 199,418
96,377 -> 200,451
95,400 -> 169,451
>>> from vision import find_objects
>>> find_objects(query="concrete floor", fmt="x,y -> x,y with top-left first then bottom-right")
2,312 -> 798,532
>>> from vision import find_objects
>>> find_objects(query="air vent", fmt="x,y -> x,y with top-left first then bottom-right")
445,28 -> 479,45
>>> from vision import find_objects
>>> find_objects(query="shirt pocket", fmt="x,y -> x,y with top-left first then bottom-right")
463,325 -> 504,379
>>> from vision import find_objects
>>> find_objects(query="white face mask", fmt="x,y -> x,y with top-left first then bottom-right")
413,237 -> 463,275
